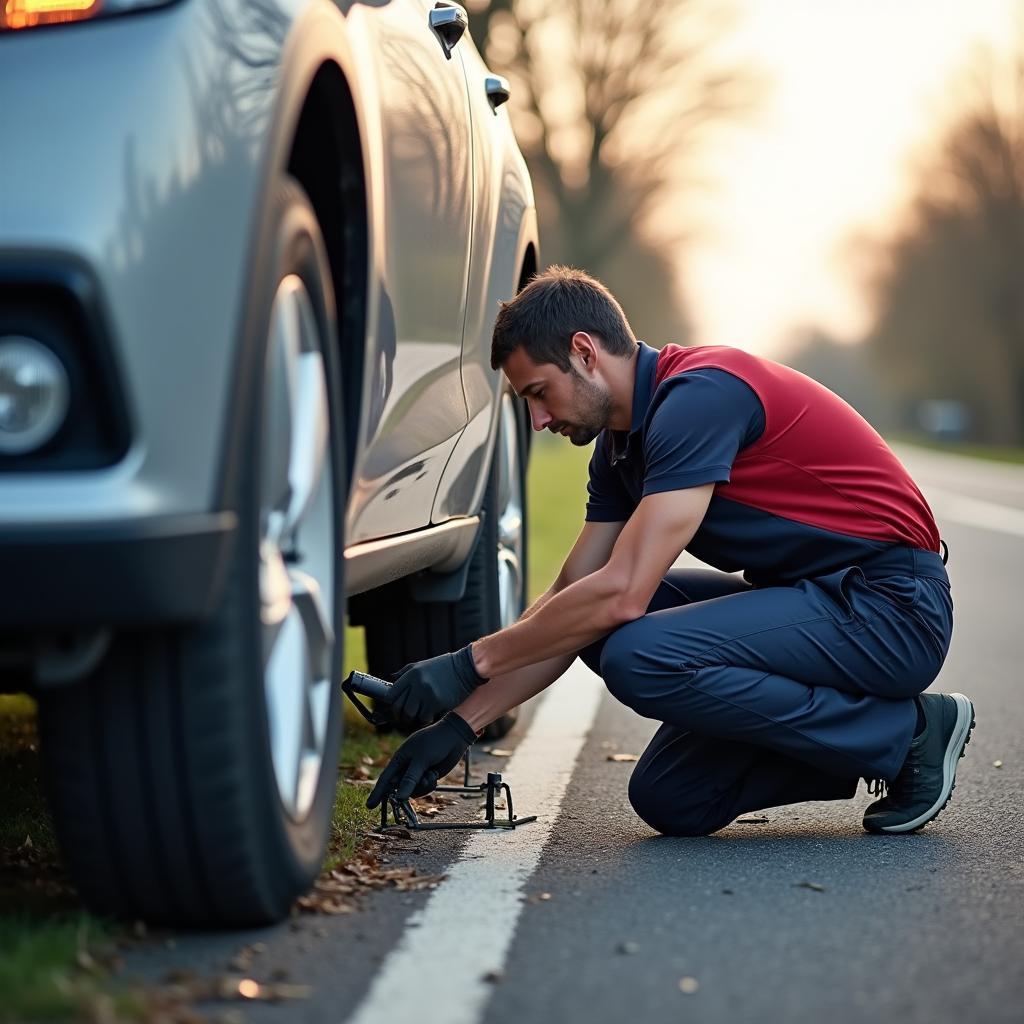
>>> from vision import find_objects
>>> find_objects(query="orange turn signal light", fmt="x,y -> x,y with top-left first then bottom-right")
1,0 -> 101,30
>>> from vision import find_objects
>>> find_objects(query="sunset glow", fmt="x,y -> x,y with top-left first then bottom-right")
681,0 -> 1021,356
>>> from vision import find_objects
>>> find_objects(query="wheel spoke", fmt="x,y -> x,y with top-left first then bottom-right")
261,283 -> 302,535
264,610 -> 308,814
260,539 -> 292,628
258,273 -> 336,824
289,571 -> 334,681
499,507 -> 522,551
283,347 -> 328,537
498,550 -> 521,628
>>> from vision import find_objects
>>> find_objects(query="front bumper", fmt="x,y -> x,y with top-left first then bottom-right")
0,511 -> 236,626
0,1 -> 275,524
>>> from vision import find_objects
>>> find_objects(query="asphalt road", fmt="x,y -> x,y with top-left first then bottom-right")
121,443 -> 1024,1024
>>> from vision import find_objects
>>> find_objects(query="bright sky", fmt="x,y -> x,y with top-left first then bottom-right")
682,0 -> 1020,357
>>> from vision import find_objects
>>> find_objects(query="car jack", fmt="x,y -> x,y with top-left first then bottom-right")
343,670 -> 537,833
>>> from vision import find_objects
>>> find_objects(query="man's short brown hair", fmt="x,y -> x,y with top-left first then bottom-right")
490,266 -> 636,371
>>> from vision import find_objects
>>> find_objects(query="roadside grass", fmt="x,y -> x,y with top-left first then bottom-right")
524,433 -> 592,601
0,916 -> 140,1024
889,433 -> 1024,466
0,434 -> 587,1018
0,695 -> 55,859
328,698 -> 398,869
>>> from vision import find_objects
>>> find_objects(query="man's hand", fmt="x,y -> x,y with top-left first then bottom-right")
388,645 -> 487,730
365,712 -> 477,808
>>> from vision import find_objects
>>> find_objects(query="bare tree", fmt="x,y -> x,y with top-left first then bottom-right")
468,0 -> 756,342
860,37 -> 1024,443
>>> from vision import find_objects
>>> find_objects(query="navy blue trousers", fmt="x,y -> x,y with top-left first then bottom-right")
579,548 -> 953,836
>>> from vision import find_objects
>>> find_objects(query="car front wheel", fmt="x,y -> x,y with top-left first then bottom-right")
38,177 -> 345,926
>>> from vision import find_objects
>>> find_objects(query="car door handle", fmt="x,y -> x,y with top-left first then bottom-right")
430,3 -> 468,59
485,75 -> 511,110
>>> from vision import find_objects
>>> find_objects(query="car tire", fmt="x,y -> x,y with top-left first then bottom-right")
37,177 -> 346,927
362,389 -> 529,740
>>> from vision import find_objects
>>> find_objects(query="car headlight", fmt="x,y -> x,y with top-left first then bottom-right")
0,336 -> 71,455
0,0 -> 176,32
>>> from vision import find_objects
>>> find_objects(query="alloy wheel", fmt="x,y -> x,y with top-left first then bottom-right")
496,391 -> 525,627
258,274 -> 336,823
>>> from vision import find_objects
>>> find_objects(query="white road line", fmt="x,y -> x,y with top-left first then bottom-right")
344,660 -> 605,1024
925,486 -> 1024,539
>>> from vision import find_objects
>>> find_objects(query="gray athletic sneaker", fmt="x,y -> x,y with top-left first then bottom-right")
863,692 -> 976,834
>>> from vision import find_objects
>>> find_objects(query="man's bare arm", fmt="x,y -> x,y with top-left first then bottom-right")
455,519 -> 625,731
470,485 -> 715,679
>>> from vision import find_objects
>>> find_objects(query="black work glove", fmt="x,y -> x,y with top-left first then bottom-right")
365,712 -> 478,808
387,645 -> 488,731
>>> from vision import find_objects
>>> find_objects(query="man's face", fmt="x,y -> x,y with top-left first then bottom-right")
503,346 -> 612,446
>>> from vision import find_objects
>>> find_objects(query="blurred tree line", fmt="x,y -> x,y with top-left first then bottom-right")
467,0 -> 756,346
783,328 -> 893,429
792,38 -> 1024,445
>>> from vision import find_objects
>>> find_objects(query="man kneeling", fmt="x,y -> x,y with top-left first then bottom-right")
366,266 -> 974,838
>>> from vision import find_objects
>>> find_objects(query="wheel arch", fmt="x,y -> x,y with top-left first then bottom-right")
214,4 -> 381,512
286,61 -> 369,500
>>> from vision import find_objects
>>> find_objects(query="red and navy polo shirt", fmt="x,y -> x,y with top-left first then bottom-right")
585,341 -> 941,585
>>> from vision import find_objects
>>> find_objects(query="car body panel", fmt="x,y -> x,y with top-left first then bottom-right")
342,0 -> 474,543
430,32 -> 537,524
0,0 -> 537,614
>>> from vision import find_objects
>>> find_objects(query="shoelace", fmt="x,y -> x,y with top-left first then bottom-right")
866,755 -> 927,801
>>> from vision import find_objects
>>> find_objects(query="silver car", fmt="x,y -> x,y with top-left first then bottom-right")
0,0 -> 537,926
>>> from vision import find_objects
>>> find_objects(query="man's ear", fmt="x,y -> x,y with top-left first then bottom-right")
570,331 -> 597,369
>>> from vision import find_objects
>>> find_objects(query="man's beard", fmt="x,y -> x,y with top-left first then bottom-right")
563,367 -> 613,446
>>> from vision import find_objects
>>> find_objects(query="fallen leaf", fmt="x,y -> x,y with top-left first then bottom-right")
266,983 -> 313,1002
216,977 -> 313,1003
607,753 -> 640,762
485,748 -> 514,757
377,827 -> 413,839
679,977 -> 700,994
392,871 -> 447,892
993,760 -> 1003,768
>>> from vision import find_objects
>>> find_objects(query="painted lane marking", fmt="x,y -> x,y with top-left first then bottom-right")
925,486 -> 1024,539
343,660 -> 605,1024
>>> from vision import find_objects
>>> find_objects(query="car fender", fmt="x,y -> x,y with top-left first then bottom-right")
214,0 -> 391,512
